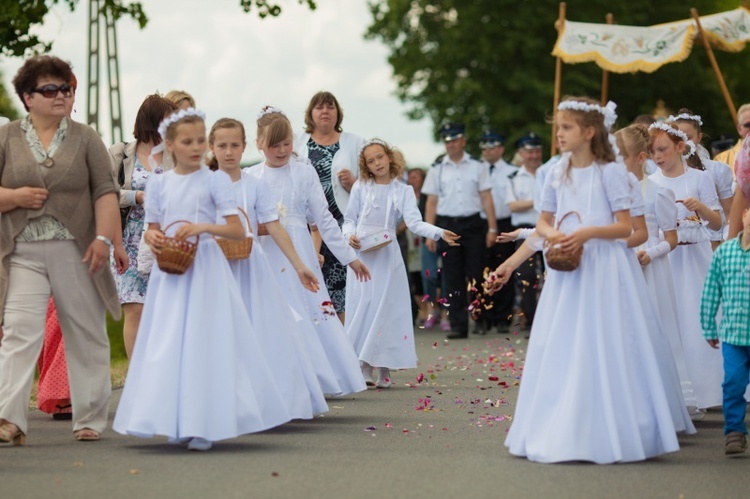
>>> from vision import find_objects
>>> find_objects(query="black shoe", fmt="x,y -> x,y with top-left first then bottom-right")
446,331 -> 468,340
473,323 -> 488,335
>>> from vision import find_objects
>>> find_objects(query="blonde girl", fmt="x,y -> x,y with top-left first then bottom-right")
343,139 -> 458,387
248,107 -> 369,396
505,97 -> 684,463
114,109 -> 292,451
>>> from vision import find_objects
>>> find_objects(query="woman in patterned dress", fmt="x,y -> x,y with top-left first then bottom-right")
294,92 -> 364,322
110,95 -> 176,358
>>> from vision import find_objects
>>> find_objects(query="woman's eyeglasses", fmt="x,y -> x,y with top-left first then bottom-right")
31,84 -> 73,99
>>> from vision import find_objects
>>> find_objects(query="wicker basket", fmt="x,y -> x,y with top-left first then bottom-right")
544,211 -> 583,272
215,208 -> 253,260
156,220 -> 199,275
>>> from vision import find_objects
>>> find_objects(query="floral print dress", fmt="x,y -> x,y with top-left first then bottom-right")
307,139 -> 347,313
112,158 -> 162,304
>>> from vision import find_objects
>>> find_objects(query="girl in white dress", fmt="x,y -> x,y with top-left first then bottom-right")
248,108 -> 370,396
208,118 -> 329,418
670,110 -> 734,249
616,124 -> 699,415
648,122 -> 724,415
505,97 -> 682,464
343,140 -> 459,388
113,109 -> 291,451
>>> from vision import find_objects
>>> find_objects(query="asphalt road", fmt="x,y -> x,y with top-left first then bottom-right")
2,326 -> 748,499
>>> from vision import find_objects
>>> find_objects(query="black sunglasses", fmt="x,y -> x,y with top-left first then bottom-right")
740,122 -> 750,129
31,83 -> 73,99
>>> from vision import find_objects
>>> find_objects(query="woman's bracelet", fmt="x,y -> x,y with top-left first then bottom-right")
96,235 -> 113,247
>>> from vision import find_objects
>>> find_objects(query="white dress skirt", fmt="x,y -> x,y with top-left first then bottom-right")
114,168 -> 292,441
649,166 -> 724,409
248,160 -> 366,396
505,160 -> 681,464
639,178 -> 697,409
342,180 -> 443,369
225,172 -> 329,418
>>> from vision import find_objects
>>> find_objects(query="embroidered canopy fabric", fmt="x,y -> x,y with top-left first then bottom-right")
552,7 -> 750,74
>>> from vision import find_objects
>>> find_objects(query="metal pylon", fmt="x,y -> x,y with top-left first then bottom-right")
86,0 -> 123,143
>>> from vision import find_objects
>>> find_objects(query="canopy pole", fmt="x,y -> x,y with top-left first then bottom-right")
691,8 -> 738,124
551,2 -> 566,157
600,13 -> 614,105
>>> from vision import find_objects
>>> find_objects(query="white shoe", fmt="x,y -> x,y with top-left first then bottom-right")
362,363 -> 375,387
376,368 -> 391,389
187,437 -> 213,451
168,436 -> 191,445
688,407 -> 706,421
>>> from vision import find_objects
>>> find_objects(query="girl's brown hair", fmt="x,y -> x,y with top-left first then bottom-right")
304,91 -> 344,133
556,96 -> 616,165
358,140 -> 405,181
207,118 -> 246,171
256,109 -> 293,151
671,108 -> 705,171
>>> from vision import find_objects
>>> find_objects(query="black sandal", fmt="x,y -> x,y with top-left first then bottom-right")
52,404 -> 73,421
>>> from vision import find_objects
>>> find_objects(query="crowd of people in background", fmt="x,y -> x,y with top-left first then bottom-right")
1,54 -> 749,463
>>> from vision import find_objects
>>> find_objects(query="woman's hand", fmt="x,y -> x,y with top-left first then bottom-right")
348,259 -> 371,282
145,228 -> 165,255
135,191 -> 145,205
441,230 -> 461,247
113,243 -> 129,274
425,238 -> 437,252
337,168 -> 354,192
15,186 -> 49,209
82,238 -> 111,274
348,234 -> 361,250
296,266 -> 320,293
317,253 -> 325,267
496,229 -> 521,243
637,250 -> 652,266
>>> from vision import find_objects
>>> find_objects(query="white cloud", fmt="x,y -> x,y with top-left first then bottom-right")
0,0 -> 439,167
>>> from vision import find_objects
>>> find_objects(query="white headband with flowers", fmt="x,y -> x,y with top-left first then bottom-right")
257,106 -> 285,120
557,100 -> 618,131
157,107 -> 206,140
358,138 -> 389,157
668,113 -> 703,127
649,122 -> 695,160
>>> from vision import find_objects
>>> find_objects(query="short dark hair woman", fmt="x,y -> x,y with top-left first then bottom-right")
0,55 -> 125,445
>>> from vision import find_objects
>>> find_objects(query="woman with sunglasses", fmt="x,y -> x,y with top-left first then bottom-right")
0,55 -> 126,445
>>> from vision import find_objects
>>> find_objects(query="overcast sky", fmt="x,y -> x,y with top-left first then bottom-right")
0,0 -> 440,167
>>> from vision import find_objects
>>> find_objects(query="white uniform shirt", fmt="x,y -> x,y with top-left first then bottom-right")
422,153 -> 492,217
533,155 -> 559,212
481,159 -> 518,220
506,166 -> 540,227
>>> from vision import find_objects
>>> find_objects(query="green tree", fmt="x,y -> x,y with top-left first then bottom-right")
366,0 -> 749,155
0,70 -> 19,120
0,0 -> 316,57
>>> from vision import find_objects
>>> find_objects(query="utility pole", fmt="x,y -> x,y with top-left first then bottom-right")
87,0 -> 123,142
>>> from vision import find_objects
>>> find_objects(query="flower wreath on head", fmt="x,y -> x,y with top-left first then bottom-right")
648,122 -> 695,159
257,106 -> 285,120
157,107 -> 206,140
668,113 -> 703,128
557,100 -> 622,164
358,138 -> 389,157
148,107 -> 206,168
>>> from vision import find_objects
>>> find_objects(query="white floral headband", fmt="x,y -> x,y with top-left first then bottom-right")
557,100 -> 618,130
157,107 -> 206,140
649,122 -> 695,160
668,113 -> 703,127
257,106 -> 285,120
358,138 -> 389,157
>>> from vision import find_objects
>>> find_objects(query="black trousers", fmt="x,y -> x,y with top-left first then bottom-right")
513,225 -> 544,328
436,214 -> 487,335
480,217 -> 516,328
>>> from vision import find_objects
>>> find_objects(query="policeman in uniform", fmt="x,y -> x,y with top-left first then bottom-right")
506,132 -> 543,330
478,130 -> 518,334
423,123 -> 497,339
